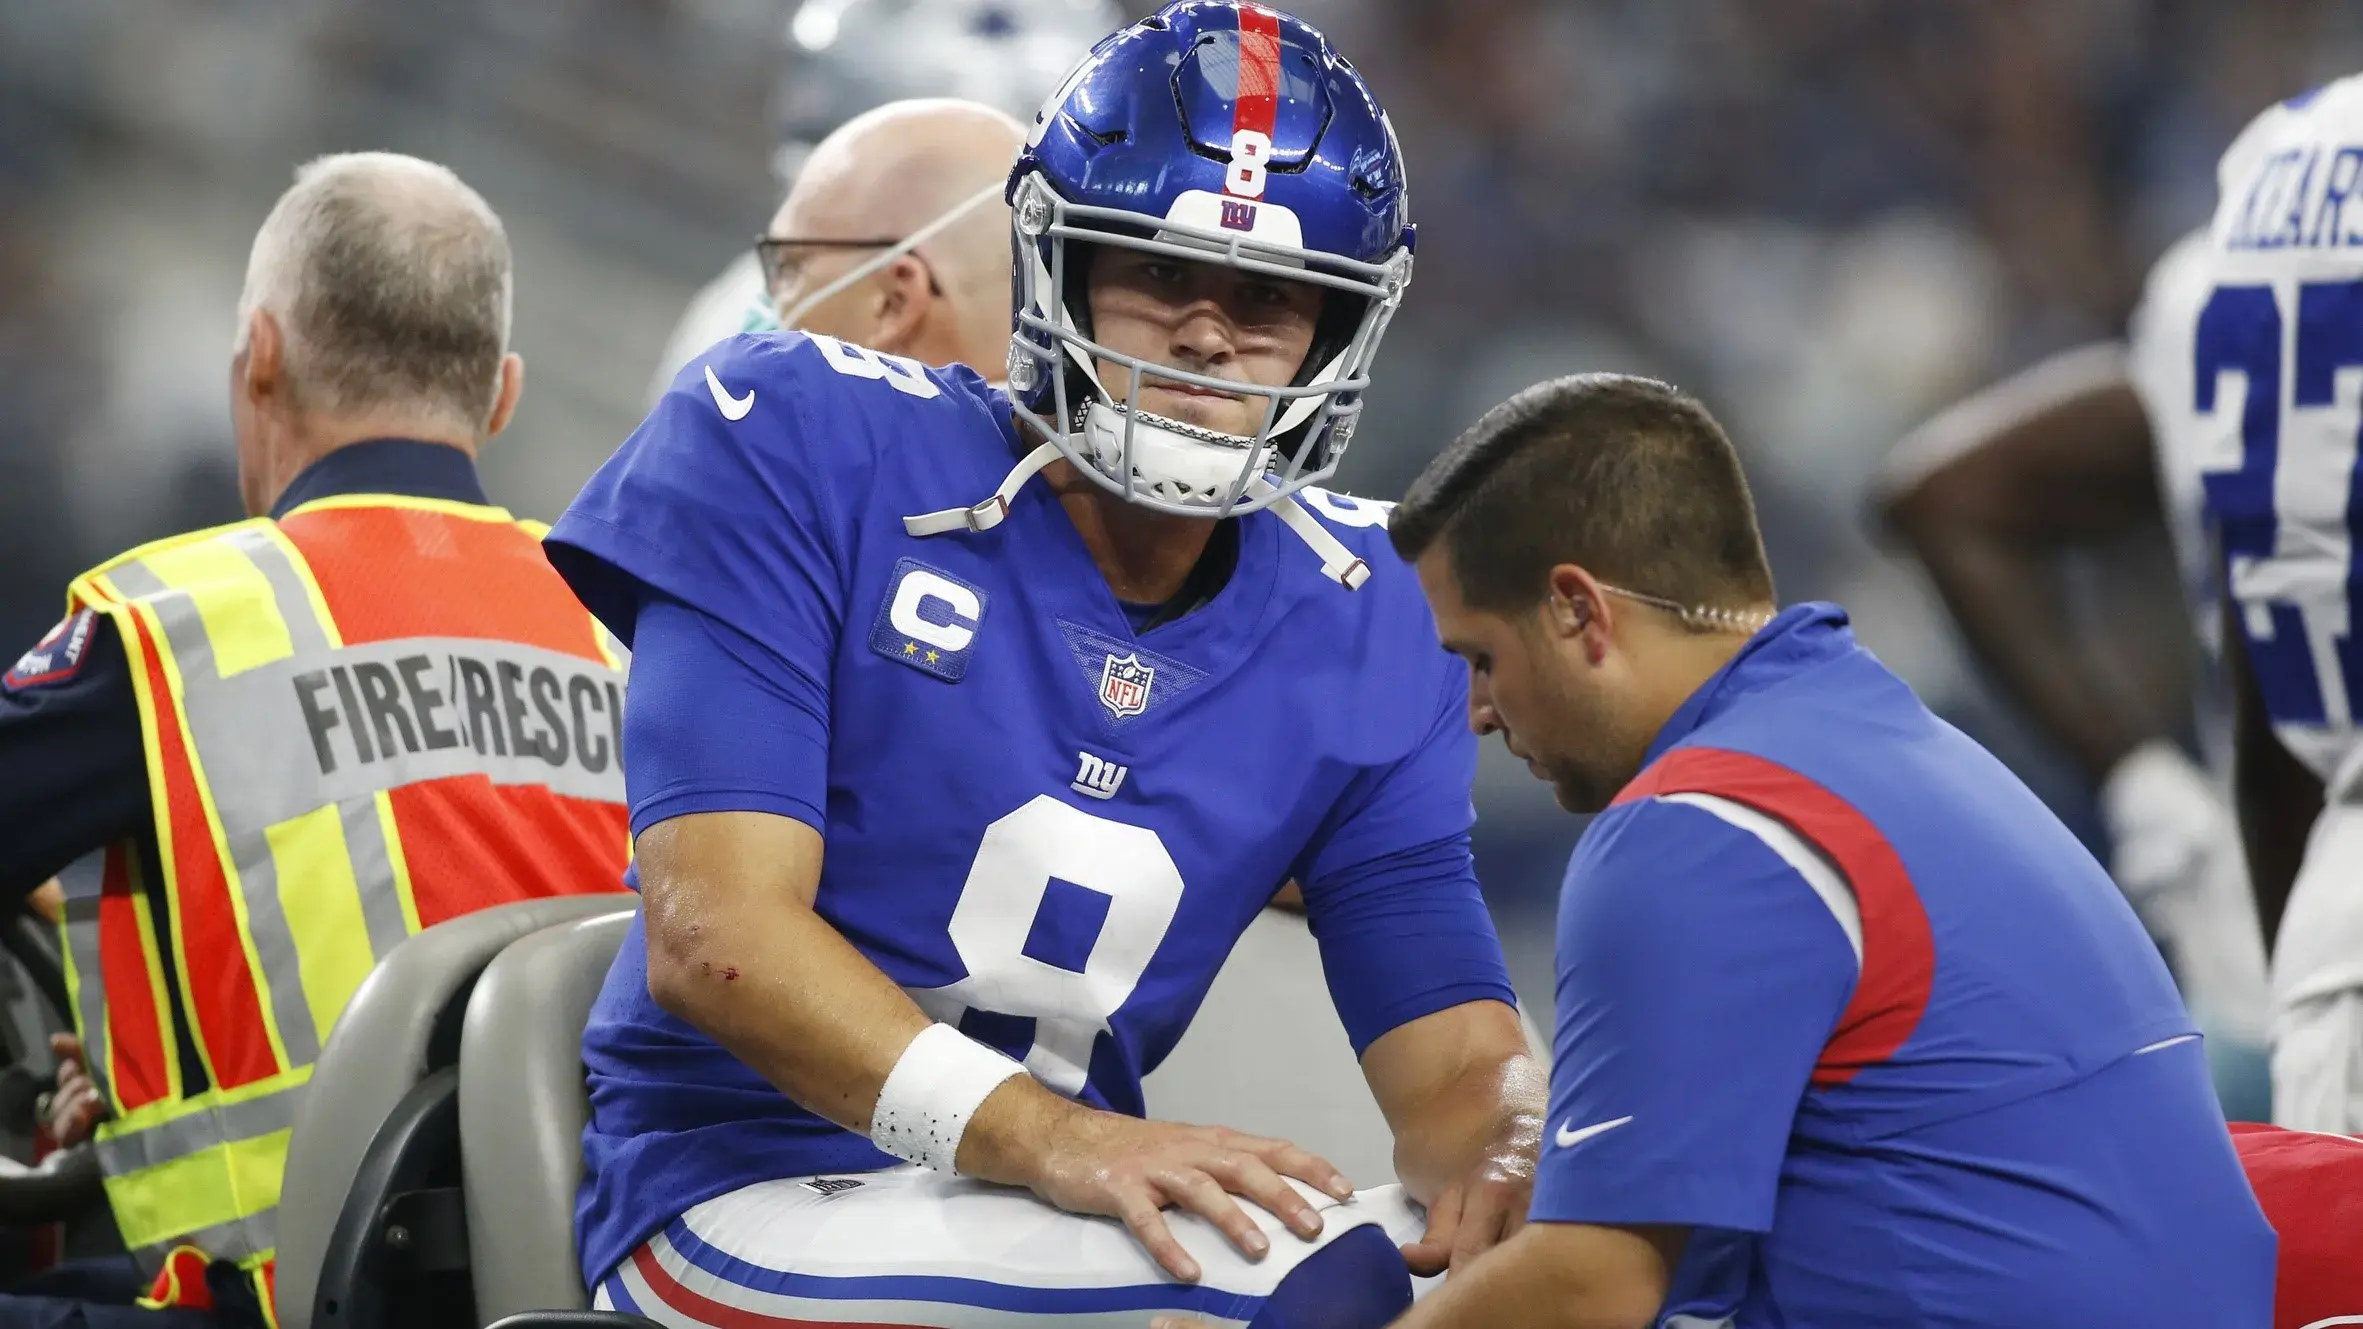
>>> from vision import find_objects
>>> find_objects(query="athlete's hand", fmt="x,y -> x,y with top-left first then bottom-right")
1400,1118 -> 1539,1277
2101,738 -> 2271,1040
1027,1109 -> 1354,1283
2100,738 -> 2234,920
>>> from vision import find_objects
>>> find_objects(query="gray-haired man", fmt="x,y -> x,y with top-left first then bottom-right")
0,150 -> 634,1329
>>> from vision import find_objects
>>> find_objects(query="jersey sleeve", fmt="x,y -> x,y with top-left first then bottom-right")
1293,645 -> 1513,1055
0,610 -> 150,898
1529,796 -> 1858,1234
545,333 -> 853,663
545,334 -> 859,836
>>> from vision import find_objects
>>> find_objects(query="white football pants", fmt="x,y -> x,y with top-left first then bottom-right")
2271,802 -> 2363,1131
593,1166 -> 1427,1328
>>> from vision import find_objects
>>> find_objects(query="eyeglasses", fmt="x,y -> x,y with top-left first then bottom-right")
754,182 -> 1005,329
754,236 -> 900,293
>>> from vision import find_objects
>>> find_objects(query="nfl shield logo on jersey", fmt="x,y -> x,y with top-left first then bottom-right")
1098,653 -> 1155,718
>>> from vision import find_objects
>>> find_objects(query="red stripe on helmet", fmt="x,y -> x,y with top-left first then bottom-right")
1234,5 -> 1282,141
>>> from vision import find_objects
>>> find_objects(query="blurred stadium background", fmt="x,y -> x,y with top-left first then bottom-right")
2,0 -> 2360,1020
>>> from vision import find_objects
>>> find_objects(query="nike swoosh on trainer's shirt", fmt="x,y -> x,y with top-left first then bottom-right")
705,364 -> 755,421
1554,1115 -> 1634,1149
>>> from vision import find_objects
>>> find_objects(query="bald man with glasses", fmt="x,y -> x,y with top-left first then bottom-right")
654,98 -> 1025,395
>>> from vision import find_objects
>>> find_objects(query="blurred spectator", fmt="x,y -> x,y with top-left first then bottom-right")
0,207 -> 89,652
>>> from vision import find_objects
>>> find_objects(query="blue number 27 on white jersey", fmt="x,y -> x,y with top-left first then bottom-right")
2195,277 -> 2363,781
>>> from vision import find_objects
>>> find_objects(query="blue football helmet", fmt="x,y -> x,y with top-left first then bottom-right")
1004,1 -> 1414,528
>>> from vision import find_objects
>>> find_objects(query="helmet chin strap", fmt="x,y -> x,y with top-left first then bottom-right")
902,440 -> 1065,537
901,423 -> 1371,590
1259,483 -> 1371,590
773,180 -> 1004,332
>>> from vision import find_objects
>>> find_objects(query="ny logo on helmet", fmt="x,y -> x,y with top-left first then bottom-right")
1099,653 -> 1155,718
1219,199 -> 1258,231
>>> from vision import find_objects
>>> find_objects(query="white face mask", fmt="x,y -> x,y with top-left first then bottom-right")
772,180 -> 1006,333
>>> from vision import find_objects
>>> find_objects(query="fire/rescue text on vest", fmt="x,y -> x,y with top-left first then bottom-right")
292,645 -> 623,777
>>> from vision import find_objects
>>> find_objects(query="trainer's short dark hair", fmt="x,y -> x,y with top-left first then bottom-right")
1391,374 -> 1774,619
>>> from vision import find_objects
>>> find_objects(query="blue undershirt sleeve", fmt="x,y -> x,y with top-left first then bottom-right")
1294,648 -> 1514,1055
620,592 -> 830,837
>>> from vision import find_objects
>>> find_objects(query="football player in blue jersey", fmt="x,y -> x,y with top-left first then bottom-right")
544,4 -> 1545,1325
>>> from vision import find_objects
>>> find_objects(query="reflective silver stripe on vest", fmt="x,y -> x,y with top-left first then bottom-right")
94,1079 -> 302,1177
107,546 -> 626,824
222,525 -> 334,660
211,825 -> 323,1067
171,631 -> 628,823
105,534 -> 625,1061
108,556 -> 328,1067
207,797 -> 405,1066
57,850 -> 110,1109
338,795 -> 412,975
129,1206 -> 278,1273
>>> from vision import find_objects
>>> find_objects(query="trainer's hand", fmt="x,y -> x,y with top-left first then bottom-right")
1400,1120 -> 1539,1278
1027,1109 -> 1354,1284
45,1033 -> 105,1148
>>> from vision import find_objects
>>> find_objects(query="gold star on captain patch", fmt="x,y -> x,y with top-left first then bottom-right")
925,649 -> 941,664
903,642 -> 918,655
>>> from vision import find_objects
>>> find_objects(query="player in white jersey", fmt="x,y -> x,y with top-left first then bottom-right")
1876,233 -> 2273,1119
647,0 -> 1122,400
2166,73 -> 2363,1132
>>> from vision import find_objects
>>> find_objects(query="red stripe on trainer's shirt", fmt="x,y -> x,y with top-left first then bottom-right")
1613,746 -> 1936,1088
1234,5 -> 1282,142
629,1245 -> 926,1329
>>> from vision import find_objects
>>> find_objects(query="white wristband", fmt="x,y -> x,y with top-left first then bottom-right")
870,1023 -> 1026,1173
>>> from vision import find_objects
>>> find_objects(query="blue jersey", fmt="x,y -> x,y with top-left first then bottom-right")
1533,606 -> 2274,1327
546,332 -> 1514,1286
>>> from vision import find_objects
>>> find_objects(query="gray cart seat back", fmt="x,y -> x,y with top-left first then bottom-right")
277,894 -> 631,1329
460,908 -> 635,1323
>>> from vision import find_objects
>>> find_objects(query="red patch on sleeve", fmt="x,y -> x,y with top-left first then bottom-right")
4,610 -> 96,690
1614,745 -> 1938,1087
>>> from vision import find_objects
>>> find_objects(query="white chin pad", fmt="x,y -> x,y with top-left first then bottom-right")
1081,401 -> 1271,507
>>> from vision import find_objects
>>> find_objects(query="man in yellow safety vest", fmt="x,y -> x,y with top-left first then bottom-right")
0,152 -> 632,1329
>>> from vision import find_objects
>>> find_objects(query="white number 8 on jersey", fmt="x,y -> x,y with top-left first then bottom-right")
907,797 -> 1185,1095
810,332 -> 941,400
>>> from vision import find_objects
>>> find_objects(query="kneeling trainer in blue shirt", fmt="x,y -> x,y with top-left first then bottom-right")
1387,371 -> 2273,1328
